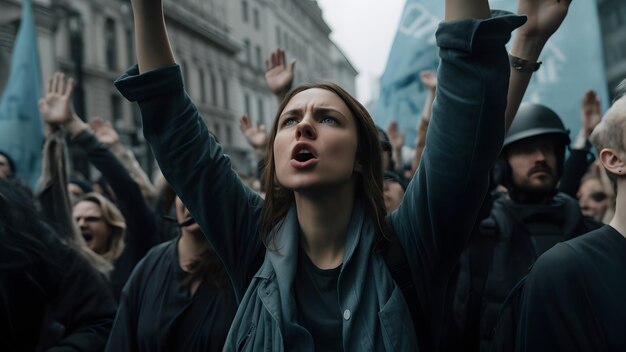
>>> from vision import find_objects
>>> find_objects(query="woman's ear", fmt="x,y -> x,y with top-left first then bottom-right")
599,148 -> 626,176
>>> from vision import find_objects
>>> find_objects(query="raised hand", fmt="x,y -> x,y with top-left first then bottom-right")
581,90 -> 601,137
387,121 -> 405,151
420,70 -> 437,92
239,114 -> 267,150
264,48 -> 295,97
517,0 -> 572,40
91,117 -> 121,147
38,72 -> 75,126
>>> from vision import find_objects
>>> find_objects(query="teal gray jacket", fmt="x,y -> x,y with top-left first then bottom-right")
115,12 -> 524,351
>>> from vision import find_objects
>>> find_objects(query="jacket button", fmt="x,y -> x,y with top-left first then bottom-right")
343,309 -> 351,320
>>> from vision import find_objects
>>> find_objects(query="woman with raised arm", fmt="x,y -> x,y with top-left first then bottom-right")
114,0 -> 533,349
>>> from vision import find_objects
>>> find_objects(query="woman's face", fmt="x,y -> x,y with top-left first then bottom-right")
273,88 -> 360,193
73,200 -> 112,254
577,178 -> 610,222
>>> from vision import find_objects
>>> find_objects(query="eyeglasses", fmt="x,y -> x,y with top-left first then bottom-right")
75,216 -> 103,223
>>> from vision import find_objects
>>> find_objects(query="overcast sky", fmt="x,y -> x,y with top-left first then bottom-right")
316,0 -> 406,104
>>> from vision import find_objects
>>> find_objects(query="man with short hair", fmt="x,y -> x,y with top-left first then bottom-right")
512,81 -> 626,351
451,103 -> 602,351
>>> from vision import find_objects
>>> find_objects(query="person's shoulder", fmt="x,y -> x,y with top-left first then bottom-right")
129,240 -> 175,278
527,240 -> 582,287
139,240 -> 175,267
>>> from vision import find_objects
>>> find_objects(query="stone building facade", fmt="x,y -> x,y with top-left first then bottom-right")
597,0 -> 626,100
0,0 -> 357,176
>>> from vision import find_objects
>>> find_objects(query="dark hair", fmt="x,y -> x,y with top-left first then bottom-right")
376,126 -> 396,172
260,82 -> 388,248
180,234 -> 230,289
0,150 -> 16,176
0,179 -> 63,274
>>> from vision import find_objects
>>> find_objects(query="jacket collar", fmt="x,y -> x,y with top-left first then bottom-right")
255,202 -> 367,314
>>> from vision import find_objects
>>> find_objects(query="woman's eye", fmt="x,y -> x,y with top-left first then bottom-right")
321,117 -> 338,125
283,118 -> 297,127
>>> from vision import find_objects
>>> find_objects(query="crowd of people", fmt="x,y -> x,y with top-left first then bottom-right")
1,0 -> 625,350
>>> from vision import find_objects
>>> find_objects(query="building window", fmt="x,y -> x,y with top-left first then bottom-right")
255,45 -> 263,70
222,78 -> 229,108
242,0 -> 249,22
210,72 -> 218,105
199,68 -> 206,102
180,60 -> 189,86
244,93 -> 251,115
214,122 -> 221,140
226,125 -> 233,144
105,18 -> 117,70
253,8 -> 260,29
257,98 -> 265,125
125,28 -> 134,67
111,94 -> 122,129
244,39 -> 251,64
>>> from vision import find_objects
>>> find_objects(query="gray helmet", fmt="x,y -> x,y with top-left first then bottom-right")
504,103 -> 570,148
496,103 -> 571,190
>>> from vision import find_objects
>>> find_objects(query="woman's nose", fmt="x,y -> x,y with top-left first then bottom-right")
295,117 -> 317,140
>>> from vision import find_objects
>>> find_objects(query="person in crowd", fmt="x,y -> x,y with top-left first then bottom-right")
377,125 -> 397,173
73,192 -> 127,262
412,70 -> 437,174
0,178 -> 116,351
451,102 -> 603,351
90,116 -> 159,204
383,170 -> 405,213
511,78 -> 626,351
558,89 -> 603,198
38,72 -> 161,299
0,150 -> 15,179
577,161 -> 615,223
387,121 -> 404,174
106,196 -> 236,351
68,176 -> 93,206
115,0 -> 567,350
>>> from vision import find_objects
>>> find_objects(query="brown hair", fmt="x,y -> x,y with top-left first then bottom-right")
259,83 -> 388,249
78,192 -> 126,263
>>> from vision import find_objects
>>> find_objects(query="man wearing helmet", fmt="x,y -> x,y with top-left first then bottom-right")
449,103 -> 602,352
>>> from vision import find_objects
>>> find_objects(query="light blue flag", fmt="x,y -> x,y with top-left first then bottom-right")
376,0 -> 609,150
0,0 -> 43,188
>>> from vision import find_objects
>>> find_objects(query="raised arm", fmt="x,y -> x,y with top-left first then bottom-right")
559,90 -> 600,196
114,0 -> 265,301
411,70 -> 437,174
388,0 -> 526,348
91,117 -> 158,203
264,48 -> 295,103
132,0 -> 175,73
505,0 -> 571,129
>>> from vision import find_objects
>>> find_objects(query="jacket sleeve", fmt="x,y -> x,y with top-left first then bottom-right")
104,256 -> 147,352
114,65 -> 265,301
72,130 -> 159,293
388,12 -> 526,348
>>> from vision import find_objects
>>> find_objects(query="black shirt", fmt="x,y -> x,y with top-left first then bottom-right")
105,239 -> 237,351
294,248 -> 343,351
516,225 -> 626,351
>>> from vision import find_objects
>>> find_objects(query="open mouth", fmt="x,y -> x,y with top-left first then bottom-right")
294,149 -> 315,162
82,233 -> 93,243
